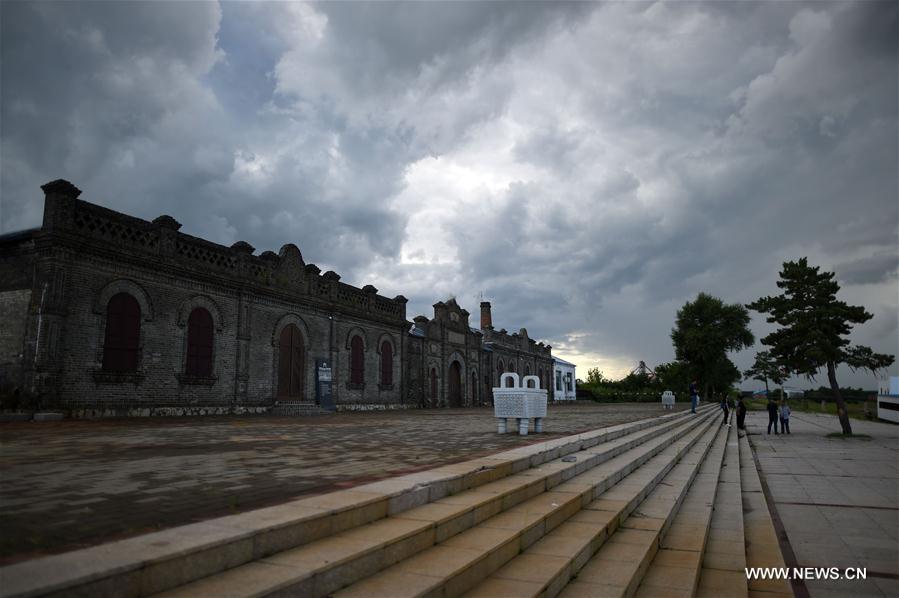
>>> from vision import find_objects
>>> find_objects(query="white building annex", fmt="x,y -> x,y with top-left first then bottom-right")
553,357 -> 576,401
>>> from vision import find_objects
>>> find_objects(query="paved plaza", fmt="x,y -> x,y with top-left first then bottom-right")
747,411 -> 899,597
0,402 -> 685,564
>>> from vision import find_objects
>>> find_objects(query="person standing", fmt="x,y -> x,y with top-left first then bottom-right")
720,394 -> 730,425
689,379 -> 699,414
780,399 -> 791,434
767,396 -> 779,434
736,397 -> 747,430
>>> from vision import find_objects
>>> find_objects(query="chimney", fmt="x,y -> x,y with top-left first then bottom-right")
40,179 -> 81,230
480,301 -> 493,330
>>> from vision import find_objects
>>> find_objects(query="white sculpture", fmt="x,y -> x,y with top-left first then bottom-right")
493,373 -> 548,435
661,390 -> 675,410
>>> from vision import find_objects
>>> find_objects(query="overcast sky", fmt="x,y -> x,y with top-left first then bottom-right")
2,1 -> 896,390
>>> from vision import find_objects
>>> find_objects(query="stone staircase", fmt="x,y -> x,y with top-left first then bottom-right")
0,405 -> 792,598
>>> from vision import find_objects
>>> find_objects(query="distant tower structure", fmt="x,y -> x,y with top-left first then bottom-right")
630,361 -> 655,379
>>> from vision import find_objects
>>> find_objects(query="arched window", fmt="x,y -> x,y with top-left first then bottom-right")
496,360 -> 504,385
430,367 -> 438,400
538,368 -> 544,389
509,361 -> 516,373
102,293 -> 141,372
186,308 -> 214,377
350,336 -> 365,384
525,364 -> 531,377
380,340 -> 393,386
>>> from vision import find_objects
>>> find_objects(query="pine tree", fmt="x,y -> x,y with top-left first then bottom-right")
748,258 -> 894,435
744,350 -> 788,396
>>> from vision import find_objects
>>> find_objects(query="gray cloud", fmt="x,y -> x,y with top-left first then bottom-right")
836,253 -> 899,286
2,0 -> 896,389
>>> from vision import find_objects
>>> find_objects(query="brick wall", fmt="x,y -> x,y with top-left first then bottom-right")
2,180 -> 554,415
0,289 -> 31,388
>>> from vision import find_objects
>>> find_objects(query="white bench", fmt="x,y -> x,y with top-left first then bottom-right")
493,373 -> 548,435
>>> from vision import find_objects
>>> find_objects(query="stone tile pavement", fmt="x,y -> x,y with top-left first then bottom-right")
747,411 -> 899,598
0,402 -> 686,564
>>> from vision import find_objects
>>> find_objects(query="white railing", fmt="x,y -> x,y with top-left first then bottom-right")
493,373 -> 548,435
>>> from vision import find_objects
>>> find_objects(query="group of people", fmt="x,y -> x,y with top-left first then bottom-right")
766,396 -> 791,434
680,379 -> 792,435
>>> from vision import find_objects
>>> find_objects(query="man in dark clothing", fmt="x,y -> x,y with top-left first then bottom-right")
689,380 -> 699,414
766,397 -> 779,434
720,395 -> 730,425
736,397 -> 747,430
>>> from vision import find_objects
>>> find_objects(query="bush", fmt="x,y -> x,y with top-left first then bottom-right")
590,387 -> 682,403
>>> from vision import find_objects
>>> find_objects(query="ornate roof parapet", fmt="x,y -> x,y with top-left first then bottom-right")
33,179 -> 410,324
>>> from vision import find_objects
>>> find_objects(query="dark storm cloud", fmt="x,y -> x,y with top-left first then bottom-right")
311,1 -> 593,91
836,253 -> 899,286
1,1 -> 896,387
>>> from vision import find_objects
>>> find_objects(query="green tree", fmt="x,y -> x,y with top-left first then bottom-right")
748,258 -> 895,435
705,355 -> 742,398
585,367 -> 608,386
654,361 -> 691,396
743,350 -> 789,396
671,293 -> 755,400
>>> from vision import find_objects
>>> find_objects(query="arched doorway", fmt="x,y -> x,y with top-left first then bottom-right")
448,361 -> 462,407
277,324 -> 304,399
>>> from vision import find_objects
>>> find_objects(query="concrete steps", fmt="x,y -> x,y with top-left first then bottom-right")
631,417 -> 731,598
552,417 -> 724,598
335,413 -> 717,598
631,419 -> 730,598
158,411 -> 714,597
0,404 -> 795,598
0,407 -> 709,598
696,422 -> 748,598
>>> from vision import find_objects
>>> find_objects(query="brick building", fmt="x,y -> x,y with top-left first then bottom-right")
0,180 -> 553,415
477,301 -> 554,399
